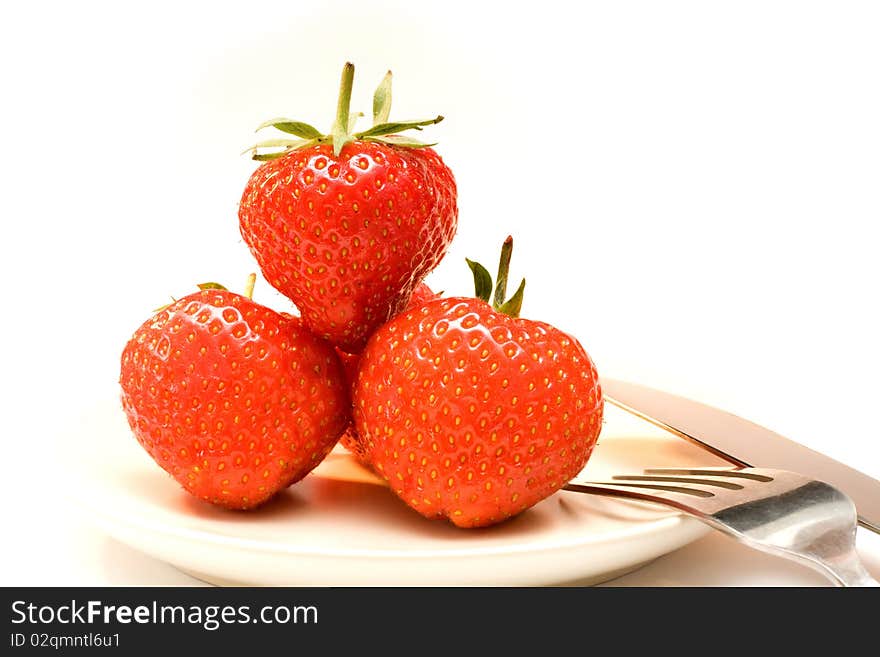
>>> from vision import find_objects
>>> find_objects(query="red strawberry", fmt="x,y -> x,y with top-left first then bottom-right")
239,63 -> 457,353
119,280 -> 350,509
337,282 -> 438,461
353,239 -> 604,528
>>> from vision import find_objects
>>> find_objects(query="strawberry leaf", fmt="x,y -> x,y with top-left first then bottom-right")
497,278 -> 526,318
373,71 -> 393,125
255,118 -> 323,139
252,152 -> 288,161
363,134 -> 437,148
355,116 -> 444,138
244,138 -> 319,160
196,282 -> 229,291
242,138 -> 310,154
466,259 -> 493,303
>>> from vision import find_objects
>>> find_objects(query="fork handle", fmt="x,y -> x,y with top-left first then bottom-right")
817,551 -> 880,587
703,518 -> 880,587
718,521 -> 880,587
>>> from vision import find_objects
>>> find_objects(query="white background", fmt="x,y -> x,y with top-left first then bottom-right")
1,0 -> 878,585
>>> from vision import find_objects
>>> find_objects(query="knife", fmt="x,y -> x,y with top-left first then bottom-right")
599,377 -> 880,534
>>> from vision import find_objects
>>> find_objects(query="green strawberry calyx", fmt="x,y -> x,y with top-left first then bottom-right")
466,236 -> 526,318
244,62 -> 444,160
153,274 -> 257,312
196,273 -> 257,300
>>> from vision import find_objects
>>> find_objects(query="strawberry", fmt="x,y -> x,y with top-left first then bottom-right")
337,282 -> 437,461
353,239 -> 604,528
119,279 -> 350,509
239,63 -> 458,353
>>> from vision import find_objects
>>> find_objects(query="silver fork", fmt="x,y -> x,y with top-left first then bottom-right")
564,467 -> 879,587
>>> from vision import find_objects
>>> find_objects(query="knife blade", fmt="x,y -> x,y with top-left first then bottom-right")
599,377 -> 880,534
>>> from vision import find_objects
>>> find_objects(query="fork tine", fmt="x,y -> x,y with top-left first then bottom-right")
642,467 -> 774,482
564,481 -> 715,500
612,474 -> 744,490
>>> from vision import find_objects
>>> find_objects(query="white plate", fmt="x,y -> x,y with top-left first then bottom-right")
60,399 -> 728,586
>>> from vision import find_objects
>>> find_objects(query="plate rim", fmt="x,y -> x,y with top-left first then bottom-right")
65,477 -> 705,560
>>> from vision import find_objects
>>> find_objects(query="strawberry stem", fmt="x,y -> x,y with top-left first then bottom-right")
493,235 -> 513,308
330,62 -> 356,156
